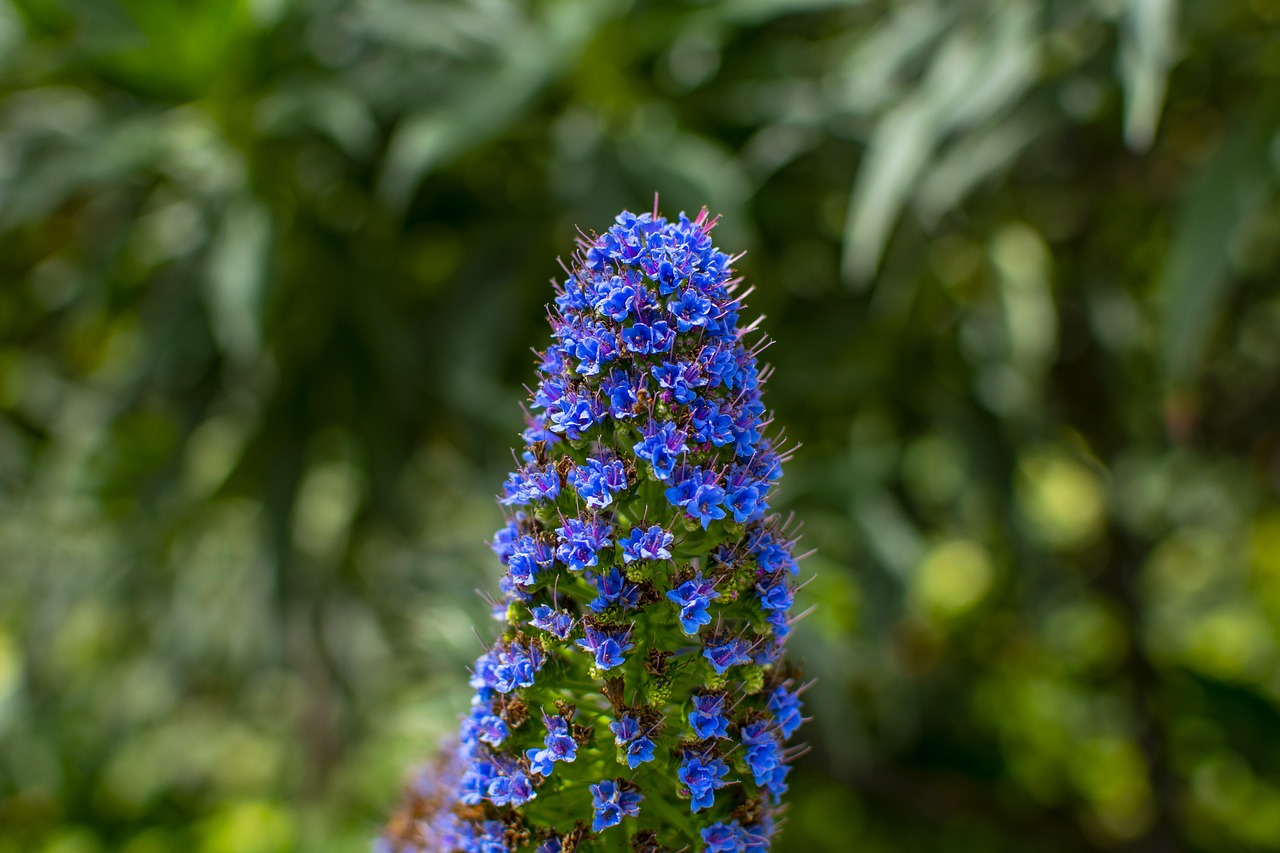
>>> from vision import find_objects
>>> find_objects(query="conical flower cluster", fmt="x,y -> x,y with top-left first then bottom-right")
379,207 -> 809,853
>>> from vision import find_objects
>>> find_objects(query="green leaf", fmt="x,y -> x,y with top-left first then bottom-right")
205,193 -> 271,365
377,0 -> 621,211
1159,92 -> 1280,387
841,2 -> 1037,285
915,104 -> 1044,223
1119,0 -> 1177,152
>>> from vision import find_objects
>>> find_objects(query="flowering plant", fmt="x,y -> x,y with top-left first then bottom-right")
380,206 -> 808,853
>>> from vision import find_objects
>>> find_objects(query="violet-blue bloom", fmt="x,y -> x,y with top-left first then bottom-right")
633,420 -> 688,480
588,566 -> 640,613
664,474 -> 699,510
568,457 -> 628,509
702,636 -> 753,675
619,524 -> 674,562
474,820 -> 507,853
554,515 -> 613,571
666,574 -> 720,635
740,720 -> 782,786
486,766 -> 535,807
575,624 -> 633,670
756,576 -> 793,613
689,693 -> 730,740
600,368 -> 640,419
669,288 -> 715,332
526,714 -> 577,778
764,762 -> 790,803
609,713 -> 657,769
768,684 -> 805,740
677,751 -> 730,812
474,715 -> 507,746
702,821 -> 750,853
528,604 -> 574,639
590,779 -> 643,832
610,714 -> 640,745
626,736 -> 656,768
506,534 -> 554,587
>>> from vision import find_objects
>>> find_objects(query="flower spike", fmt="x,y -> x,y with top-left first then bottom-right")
380,207 -> 809,852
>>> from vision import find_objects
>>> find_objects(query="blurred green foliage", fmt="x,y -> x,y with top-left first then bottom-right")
2,0 -> 1279,850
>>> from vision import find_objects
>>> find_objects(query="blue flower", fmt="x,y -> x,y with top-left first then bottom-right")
458,757 -> 496,805
689,401 -> 736,448
526,714 -> 577,778
547,389 -> 604,439
749,529 -> 799,575
594,278 -> 634,321
688,693 -> 729,740
664,467 -> 729,529
755,576 -> 792,613
499,463 -> 562,506
609,713 -> 656,769
740,720 -> 782,786
664,474 -> 700,510
619,524 -> 674,562
521,411 -> 560,446
724,463 -> 769,523
461,702 -> 497,751
697,344 -> 739,388
474,820 -> 508,853
568,457 -> 628,509
589,779 -> 643,832
528,468 -> 562,500
506,535 -> 555,587
624,319 -> 674,356
764,762 -> 791,803
555,273 -> 594,311
486,765 -> 535,806
525,749 -> 553,778
768,684 -> 804,740
532,374 -> 566,412
764,608 -> 791,642
652,360 -> 706,404
753,638 -> 785,666
702,636 -> 752,675
625,735 -> 656,768
554,516 -> 613,571
588,566 -> 640,613
475,715 -> 507,746
633,420 -> 688,480
571,323 -> 619,376
691,482 -> 727,528
666,574 -> 719,635
610,714 -> 640,745
599,368 -> 641,419
677,751 -> 730,812
489,515 -> 525,562
575,624 -> 633,670
702,821 -> 749,853
669,288 -> 715,332
528,604 -> 574,639
600,458 -> 628,491
471,638 -> 545,694
537,341 -> 568,376
725,484 -> 761,523
499,470 -> 531,506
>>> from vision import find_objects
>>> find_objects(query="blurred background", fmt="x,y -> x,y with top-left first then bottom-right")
1,0 -> 1279,850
